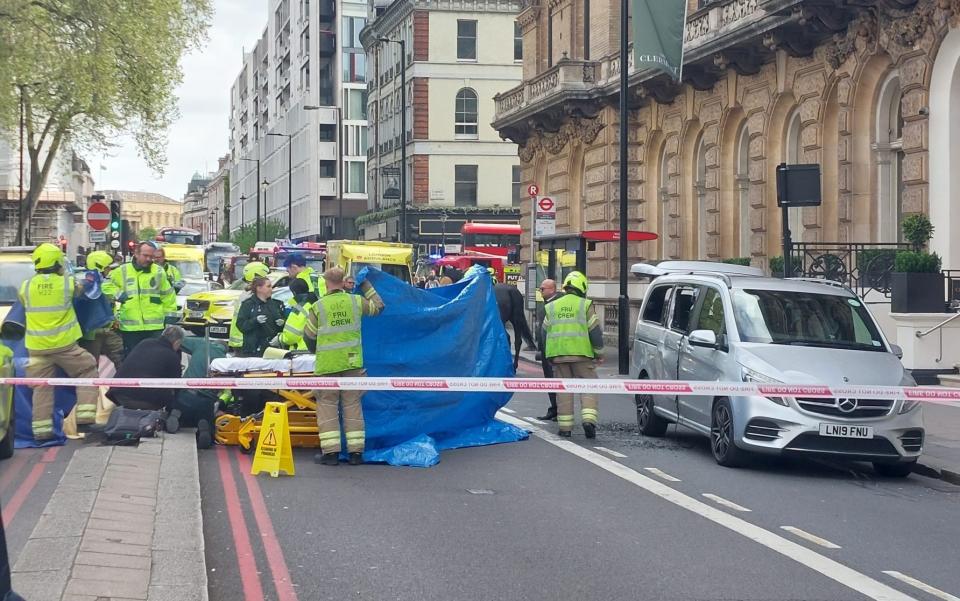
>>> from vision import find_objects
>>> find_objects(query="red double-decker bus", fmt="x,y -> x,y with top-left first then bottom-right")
459,222 -> 522,282
460,223 -> 520,257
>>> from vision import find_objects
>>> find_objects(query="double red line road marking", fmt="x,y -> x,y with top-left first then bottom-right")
215,446 -> 298,601
2,446 -> 61,528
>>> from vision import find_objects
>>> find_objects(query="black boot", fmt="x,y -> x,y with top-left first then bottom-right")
558,430 -> 572,438
165,409 -> 181,434
314,452 -> 339,466
348,452 -> 363,465
196,419 -> 213,450
537,409 -> 558,421
583,423 -> 596,439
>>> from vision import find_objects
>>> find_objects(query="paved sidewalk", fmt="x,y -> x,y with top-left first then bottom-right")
11,432 -> 207,601
519,348 -> 960,484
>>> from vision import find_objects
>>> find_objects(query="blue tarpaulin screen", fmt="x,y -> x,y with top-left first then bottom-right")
356,266 -> 528,466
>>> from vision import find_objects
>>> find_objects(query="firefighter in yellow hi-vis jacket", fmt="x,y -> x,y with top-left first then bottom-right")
19,244 -> 101,437
542,271 -> 604,439
303,267 -> 384,466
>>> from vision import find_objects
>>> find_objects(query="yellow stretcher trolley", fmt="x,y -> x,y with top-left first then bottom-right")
209,355 -> 323,453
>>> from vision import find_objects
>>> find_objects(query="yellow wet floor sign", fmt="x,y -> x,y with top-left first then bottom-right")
251,402 -> 295,477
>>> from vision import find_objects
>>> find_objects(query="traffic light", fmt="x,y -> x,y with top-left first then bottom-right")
109,200 -> 121,233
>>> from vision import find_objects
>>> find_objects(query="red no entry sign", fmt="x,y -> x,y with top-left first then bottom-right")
87,201 -> 111,231
538,197 -> 555,212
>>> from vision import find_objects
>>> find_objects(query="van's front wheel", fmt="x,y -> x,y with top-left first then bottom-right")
636,376 -> 668,437
711,398 -> 747,467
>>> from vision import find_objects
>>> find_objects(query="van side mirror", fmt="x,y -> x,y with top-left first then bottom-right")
890,344 -> 903,359
688,329 -> 718,349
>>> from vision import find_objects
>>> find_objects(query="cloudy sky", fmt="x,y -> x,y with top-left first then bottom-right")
91,0 -> 266,200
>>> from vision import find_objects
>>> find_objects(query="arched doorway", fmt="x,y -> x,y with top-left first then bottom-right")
930,27 -> 960,269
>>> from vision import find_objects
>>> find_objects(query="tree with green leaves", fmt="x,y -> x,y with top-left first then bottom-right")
0,0 -> 212,244
138,226 -> 158,242
229,220 -> 289,254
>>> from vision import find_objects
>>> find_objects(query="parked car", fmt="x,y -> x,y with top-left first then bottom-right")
1,501 -> 24,600
630,261 -> 924,477
180,270 -> 290,339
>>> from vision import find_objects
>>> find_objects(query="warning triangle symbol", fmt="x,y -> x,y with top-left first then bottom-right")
262,426 -> 277,447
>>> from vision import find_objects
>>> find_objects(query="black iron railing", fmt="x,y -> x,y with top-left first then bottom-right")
944,270 -> 960,309
788,242 -> 912,298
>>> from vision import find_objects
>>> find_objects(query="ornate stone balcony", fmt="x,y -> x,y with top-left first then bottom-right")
494,0 -> 917,141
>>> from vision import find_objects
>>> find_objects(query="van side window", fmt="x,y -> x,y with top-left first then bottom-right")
670,286 -> 700,334
642,285 -> 672,324
695,288 -> 726,342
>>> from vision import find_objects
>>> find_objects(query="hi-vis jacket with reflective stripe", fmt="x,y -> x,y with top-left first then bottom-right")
280,301 -> 311,350
543,294 -> 598,359
109,263 -> 176,332
18,273 -> 82,351
304,286 -> 384,375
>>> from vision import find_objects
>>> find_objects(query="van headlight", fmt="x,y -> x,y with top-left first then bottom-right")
899,399 -> 921,414
741,366 -> 789,406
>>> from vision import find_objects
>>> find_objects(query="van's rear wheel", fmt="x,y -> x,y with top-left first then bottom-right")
711,398 -> 747,467
636,376 -> 668,437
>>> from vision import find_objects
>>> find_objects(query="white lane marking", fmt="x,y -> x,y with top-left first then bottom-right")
643,467 -> 681,482
495,413 -> 915,601
883,572 -> 960,601
522,416 -> 546,425
702,493 -> 751,513
593,446 -> 627,458
779,526 -> 842,550
500,407 -> 516,414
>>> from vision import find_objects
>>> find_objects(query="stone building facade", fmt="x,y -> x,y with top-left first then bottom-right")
493,0 -> 960,306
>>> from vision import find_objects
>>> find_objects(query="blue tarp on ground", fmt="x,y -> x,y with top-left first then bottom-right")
3,300 -> 91,449
354,265 -> 528,467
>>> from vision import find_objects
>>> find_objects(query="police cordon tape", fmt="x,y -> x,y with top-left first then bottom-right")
1,376 -> 960,404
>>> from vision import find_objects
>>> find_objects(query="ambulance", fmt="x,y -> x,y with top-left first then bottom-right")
326,240 -> 414,283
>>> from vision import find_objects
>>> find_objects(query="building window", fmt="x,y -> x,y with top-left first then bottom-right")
455,88 -> 479,138
319,123 -> 336,142
457,20 -> 477,61
695,137 -> 708,259
514,22 -> 523,62
347,161 -> 366,193
512,165 -> 521,207
737,125 -> 751,257
342,52 -> 366,83
877,72 -> 904,243
785,110 -> 803,237
319,160 -> 336,178
455,165 -> 478,206
344,88 -> 368,120
342,16 -> 365,49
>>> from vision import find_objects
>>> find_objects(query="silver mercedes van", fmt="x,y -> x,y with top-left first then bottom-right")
630,261 -> 924,477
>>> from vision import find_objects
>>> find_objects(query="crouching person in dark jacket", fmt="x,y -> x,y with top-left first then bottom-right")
107,326 -> 185,430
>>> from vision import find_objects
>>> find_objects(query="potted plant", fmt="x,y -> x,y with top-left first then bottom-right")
891,214 -> 944,313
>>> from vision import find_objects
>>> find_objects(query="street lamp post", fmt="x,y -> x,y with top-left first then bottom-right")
378,37 -> 407,243
238,157 -> 261,241
267,132 -> 293,238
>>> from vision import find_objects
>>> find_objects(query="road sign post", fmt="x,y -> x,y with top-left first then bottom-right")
534,195 -> 556,238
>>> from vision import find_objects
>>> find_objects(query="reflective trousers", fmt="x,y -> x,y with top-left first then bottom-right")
27,343 -> 99,437
315,368 -> 366,454
551,359 -> 599,433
